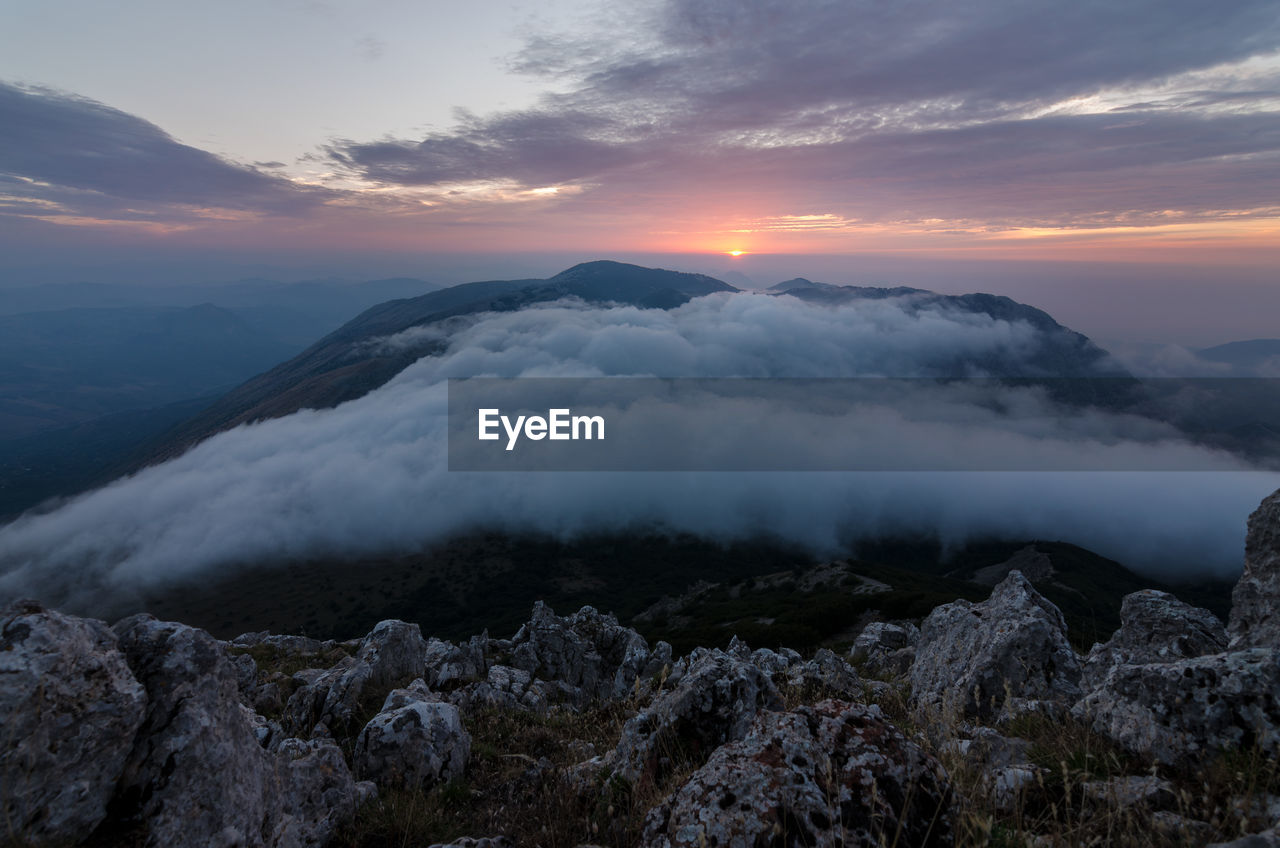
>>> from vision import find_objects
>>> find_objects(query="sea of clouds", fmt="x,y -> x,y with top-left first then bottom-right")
0,292 -> 1275,609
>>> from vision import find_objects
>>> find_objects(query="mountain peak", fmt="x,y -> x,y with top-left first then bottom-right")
550,260 -> 737,295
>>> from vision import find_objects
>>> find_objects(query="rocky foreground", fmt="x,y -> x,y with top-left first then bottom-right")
3,491 -> 1280,848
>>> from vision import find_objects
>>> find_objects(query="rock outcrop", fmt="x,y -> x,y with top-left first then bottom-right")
509,602 -> 670,701
0,600 -> 147,844
1080,589 -> 1227,690
910,571 -> 1081,720
849,620 -> 919,678
1230,487 -> 1280,648
640,699 -> 954,848
354,681 -> 470,789
286,618 -> 427,735
273,737 -> 361,848
606,647 -> 783,785
1074,646 -> 1280,766
110,614 -> 284,846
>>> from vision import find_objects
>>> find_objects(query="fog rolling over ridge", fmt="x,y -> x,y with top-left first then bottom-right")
0,266 -> 1275,611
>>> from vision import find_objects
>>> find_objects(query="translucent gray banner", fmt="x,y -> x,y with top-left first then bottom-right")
446,377 -> 1280,471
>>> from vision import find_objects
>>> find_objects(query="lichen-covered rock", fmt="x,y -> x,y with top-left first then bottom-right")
640,699 -> 954,848
0,600 -> 147,844
1151,812 -> 1215,846
1230,488 -> 1280,648
424,634 -> 488,690
1081,589 -> 1227,690
231,632 -> 326,657
910,570 -> 1081,721
849,620 -> 920,678
783,648 -> 863,700
988,765 -> 1044,814
950,727 -> 1032,772
1080,775 -> 1176,809
509,602 -> 667,701
606,647 -> 783,786
1073,647 -> 1280,766
449,663 -> 572,714
286,619 -> 428,735
745,645 -> 803,679
272,737 -> 359,848
111,614 -> 282,847
356,619 -> 430,690
354,687 -> 470,789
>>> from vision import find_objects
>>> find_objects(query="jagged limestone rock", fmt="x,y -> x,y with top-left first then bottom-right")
1073,646 -> 1280,767
354,685 -> 470,790
1080,589 -> 1227,690
1230,488 -> 1280,648
509,601 -> 668,701
606,646 -> 783,786
910,570 -> 1081,721
0,600 -> 147,844
272,737 -> 360,848
285,619 -> 428,735
640,699 -> 954,848
783,647 -> 863,700
423,634 -> 487,690
111,614 -> 283,847
849,620 -> 919,679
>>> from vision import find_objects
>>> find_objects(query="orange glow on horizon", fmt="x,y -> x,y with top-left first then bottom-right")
727,249 -> 745,256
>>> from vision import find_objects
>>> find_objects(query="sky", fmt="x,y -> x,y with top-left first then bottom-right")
1,0 -> 1279,341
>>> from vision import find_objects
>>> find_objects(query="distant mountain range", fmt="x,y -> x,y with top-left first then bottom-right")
0,276 -> 440,517
1198,338 -> 1280,373
3,260 -> 1270,521
139,261 -> 1125,467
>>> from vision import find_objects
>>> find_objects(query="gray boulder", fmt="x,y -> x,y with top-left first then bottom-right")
1079,775 -> 1176,809
606,647 -> 783,786
510,602 -> 667,701
640,699 -> 954,848
423,634 -> 488,690
910,570 -> 1081,721
783,647 -> 862,700
1230,488 -> 1280,648
0,600 -> 147,844
1074,647 -> 1280,766
272,737 -> 360,848
231,632 -> 326,657
356,619 -> 430,691
1081,589 -> 1227,690
286,619 -> 428,735
849,620 -> 919,678
449,663 -> 576,714
111,614 -> 282,847
354,685 -> 470,789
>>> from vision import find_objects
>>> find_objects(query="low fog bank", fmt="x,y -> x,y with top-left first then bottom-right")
0,293 -> 1274,610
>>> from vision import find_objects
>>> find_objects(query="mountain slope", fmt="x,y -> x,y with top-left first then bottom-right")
769,278 -> 1122,378
141,261 -> 739,463
0,304 -> 300,440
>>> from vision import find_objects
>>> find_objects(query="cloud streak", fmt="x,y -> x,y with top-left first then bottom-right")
327,0 -> 1280,230
0,82 -> 329,227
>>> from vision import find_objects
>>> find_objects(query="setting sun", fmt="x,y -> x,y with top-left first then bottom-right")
727,250 -> 745,256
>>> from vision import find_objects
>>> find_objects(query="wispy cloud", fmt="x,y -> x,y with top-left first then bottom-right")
3,1 -> 1279,249
0,82 -> 331,229
328,0 -> 1280,231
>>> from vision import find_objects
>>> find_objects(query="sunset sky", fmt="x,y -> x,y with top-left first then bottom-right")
2,0 -> 1278,340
